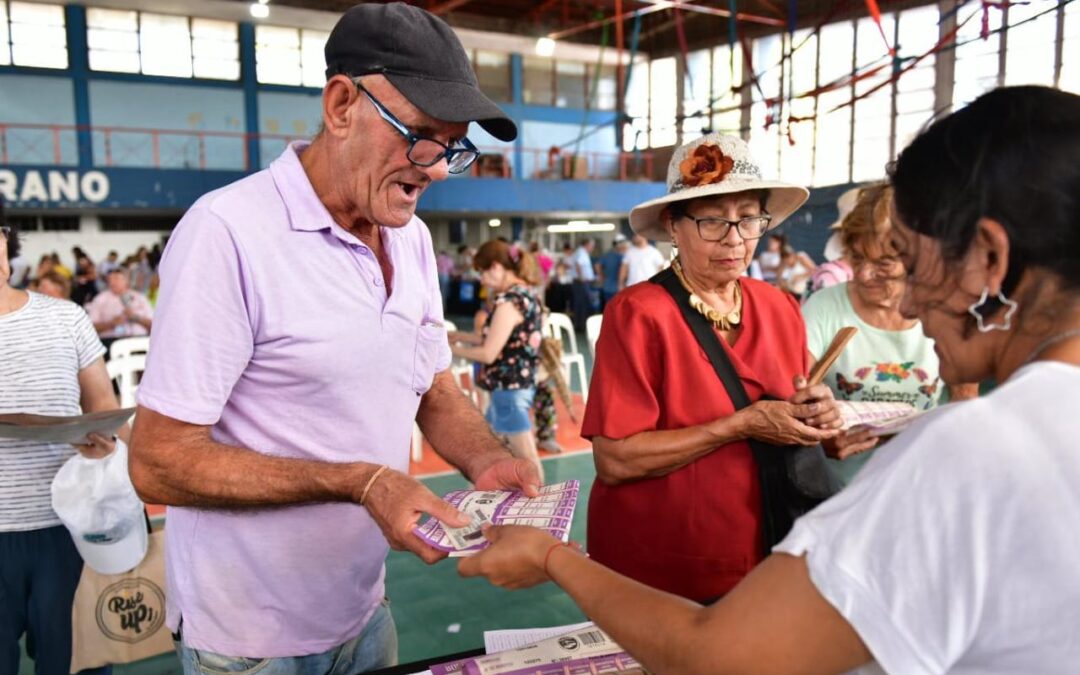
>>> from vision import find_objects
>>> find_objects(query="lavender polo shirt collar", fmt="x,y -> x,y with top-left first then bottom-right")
136,142 -> 451,656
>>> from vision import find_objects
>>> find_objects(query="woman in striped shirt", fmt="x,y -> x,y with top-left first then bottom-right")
0,222 -> 126,675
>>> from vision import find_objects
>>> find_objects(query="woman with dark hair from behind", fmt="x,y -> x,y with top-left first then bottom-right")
71,252 -> 99,306
458,86 -> 1080,673
450,240 -> 546,481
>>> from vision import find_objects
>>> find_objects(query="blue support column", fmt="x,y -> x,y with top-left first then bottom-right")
511,217 -> 524,241
510,53 -> 524,180
65,5 -> 93,170
240,23 -> 261,172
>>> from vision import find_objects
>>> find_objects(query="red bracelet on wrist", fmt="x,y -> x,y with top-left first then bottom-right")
543,541 -> 569,578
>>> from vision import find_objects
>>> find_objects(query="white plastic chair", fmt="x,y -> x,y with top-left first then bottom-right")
585,314 -> 603,360
106,353 -> 147,409
109,336 -> 150,361
411,423 -> 424,463
445,320 -> 481,406
543,312 -> 589,404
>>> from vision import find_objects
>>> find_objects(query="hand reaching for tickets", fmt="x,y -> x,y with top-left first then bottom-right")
458,525 -> 573,589
470,456 -> 542,497
824,428 -> 880,460
361,468 -> 471,564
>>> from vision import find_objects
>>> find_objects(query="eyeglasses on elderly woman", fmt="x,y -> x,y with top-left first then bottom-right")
679,213 -> 773,242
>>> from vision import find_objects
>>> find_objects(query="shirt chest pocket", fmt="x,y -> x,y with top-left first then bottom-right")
412,323 -> 446,395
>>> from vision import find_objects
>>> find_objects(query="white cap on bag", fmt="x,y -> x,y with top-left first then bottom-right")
51,439 -> 148,575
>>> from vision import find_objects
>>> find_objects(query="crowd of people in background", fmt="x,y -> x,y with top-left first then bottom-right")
434,209 -> 842,336
5,243 -> 163,350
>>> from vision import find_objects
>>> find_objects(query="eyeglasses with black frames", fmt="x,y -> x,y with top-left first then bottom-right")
355,82 -> 480,175
681,213 -> 773,242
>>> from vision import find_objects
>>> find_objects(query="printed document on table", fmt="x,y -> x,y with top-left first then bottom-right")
484,621 -> 596,653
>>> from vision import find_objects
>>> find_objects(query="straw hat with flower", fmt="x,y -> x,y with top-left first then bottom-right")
629,133 -> 809,241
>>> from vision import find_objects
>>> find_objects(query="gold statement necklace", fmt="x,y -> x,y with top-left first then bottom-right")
672,257 -> 742,331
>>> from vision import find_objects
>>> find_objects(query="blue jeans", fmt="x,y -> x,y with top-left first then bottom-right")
0,525 -> 112,675
175,598 -> 397,674
485,388 -> 536,435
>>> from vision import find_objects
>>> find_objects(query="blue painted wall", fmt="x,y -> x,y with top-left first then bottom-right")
0,75 -> 78,165
0,6 -> 660,214
88,81 -> 246,170
519,120 -> 619,179
256,90 -> 322,168
422,178 -> 665,214
772,182 -> 859,263
0,165 -> 243,209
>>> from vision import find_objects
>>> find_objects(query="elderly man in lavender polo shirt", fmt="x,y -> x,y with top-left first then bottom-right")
128,4 -> 537,672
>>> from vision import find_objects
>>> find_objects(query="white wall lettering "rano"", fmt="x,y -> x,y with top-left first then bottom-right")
0,170 -> 110,204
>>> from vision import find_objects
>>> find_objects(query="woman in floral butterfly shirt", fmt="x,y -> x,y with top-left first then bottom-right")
451,240 -> 545,481
802,184 -> 976,485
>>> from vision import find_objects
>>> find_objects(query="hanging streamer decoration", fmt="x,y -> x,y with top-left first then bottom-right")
576,0 -> 1061,159
864,0 -> 896,55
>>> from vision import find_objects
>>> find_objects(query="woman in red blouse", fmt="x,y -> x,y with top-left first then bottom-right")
581,133 -> 843,602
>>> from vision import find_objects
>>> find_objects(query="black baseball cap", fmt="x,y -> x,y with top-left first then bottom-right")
325,2 -> 517,142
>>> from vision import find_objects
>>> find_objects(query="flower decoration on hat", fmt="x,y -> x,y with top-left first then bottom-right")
678,143 -> 735,188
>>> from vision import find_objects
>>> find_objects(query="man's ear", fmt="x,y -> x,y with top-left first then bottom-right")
322,75 -> 359,138
967,217 -> 1012,295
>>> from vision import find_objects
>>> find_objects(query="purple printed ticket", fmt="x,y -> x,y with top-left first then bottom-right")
429,624 -> 644,675
415,480 -> 580,557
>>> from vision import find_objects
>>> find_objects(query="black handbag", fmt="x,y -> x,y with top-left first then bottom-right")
653,268 -> 840,553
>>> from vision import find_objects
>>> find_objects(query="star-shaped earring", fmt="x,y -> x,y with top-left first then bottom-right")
968,286 -> 1018,332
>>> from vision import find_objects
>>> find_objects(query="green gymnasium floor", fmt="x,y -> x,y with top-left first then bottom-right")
19,452 -> 598,674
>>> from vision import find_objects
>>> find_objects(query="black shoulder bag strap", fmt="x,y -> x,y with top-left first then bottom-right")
652,267 -> 789,553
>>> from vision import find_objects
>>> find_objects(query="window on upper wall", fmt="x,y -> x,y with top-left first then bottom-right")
622,59 -> 649,151
87,8 -> 139,72
193,19 -> 240,80
710,43 -> 742,137
894,4 -> 938,155
300,30 -> 328,87
682,49 -> 711,143
141,13 -> 193,77
555,59 -> 587,108
1063,1 -> 1080,93
851,13 -> 895,183
522,55 -> 553,105
748,33 -> 783,183
779,28 -> 817,188
0,3 -> 8,66
1,1 -> 67,69
474,50 -> 511,103
952,2 -> 1002,110
255,25 -> 327,87
815,20 -> 854,187
1003,1 -> 1058,88
87,9 -> 238,81
649,56 -> 678,148
593,63 -> 617,111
